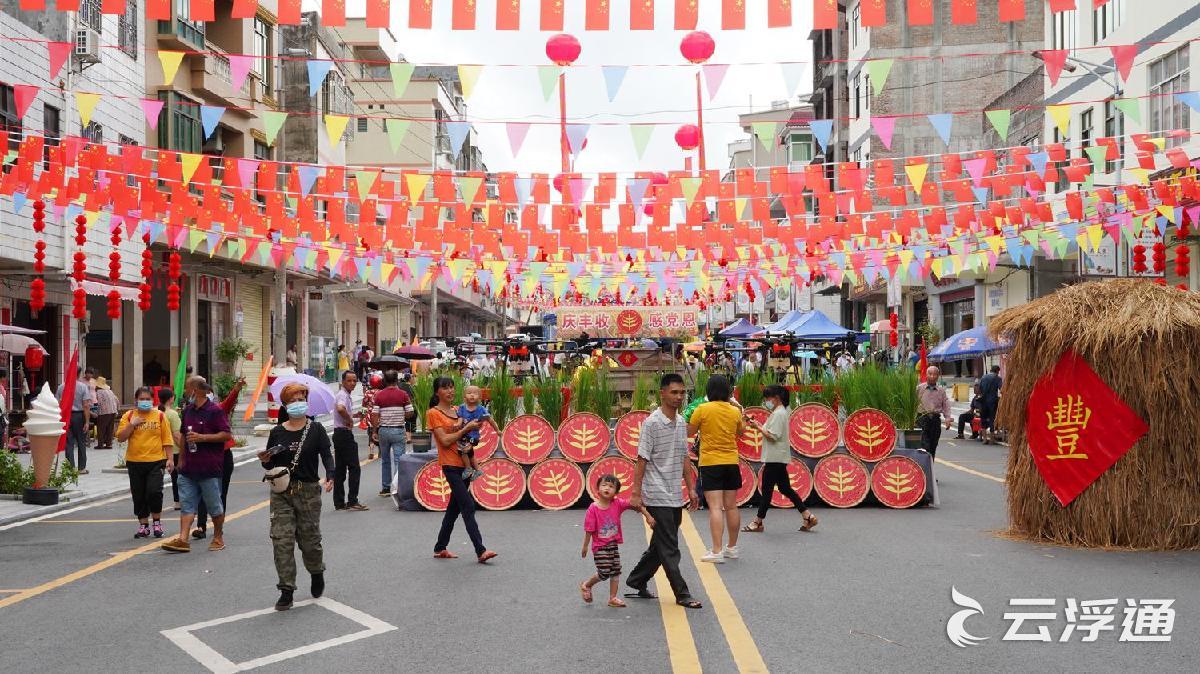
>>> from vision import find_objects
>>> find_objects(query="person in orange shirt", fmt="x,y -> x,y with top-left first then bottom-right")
427,376 -> 497,564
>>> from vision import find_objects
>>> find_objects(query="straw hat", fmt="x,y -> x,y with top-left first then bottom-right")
95,377 -> 110,390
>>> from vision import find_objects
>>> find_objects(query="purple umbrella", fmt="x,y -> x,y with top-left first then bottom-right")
269,373 -> 337,416
393,344 -> 436,360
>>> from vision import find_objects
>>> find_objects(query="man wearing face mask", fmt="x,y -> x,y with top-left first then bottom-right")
190,375 -> 245,540
162,379 -> 232,553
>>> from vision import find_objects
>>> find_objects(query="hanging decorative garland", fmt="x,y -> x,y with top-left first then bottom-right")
138,233 -> 153,312
71,214 -> 86,320
30,200 -> 46,313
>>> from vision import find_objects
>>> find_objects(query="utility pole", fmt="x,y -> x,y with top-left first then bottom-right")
428,263 -> 438,339
272,267 -> 287,363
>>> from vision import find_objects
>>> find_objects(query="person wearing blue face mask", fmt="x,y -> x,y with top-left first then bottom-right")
260,383 -> 334,611
116,387 -> 175,539
742,385 -> 819,534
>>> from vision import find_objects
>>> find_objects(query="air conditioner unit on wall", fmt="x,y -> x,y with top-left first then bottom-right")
74,29 -> 100,63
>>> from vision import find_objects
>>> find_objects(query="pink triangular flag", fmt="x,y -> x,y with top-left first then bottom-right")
229,54 -> 254,91
237,159 -> 260,187
964,157 -> 988,187
702,64 -> 730,100
140,99 -> 166,130
1109,44 -> 1137,83
871,116 -> 897,149
1041,49 -> 1068,86
13,85 -> 38,119
506,122 -> 531,156
48,42 -> 72,80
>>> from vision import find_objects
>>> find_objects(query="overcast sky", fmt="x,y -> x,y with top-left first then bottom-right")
337,1 -> 814,176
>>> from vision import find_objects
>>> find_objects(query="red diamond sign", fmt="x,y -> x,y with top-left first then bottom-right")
617,351 -> 639,368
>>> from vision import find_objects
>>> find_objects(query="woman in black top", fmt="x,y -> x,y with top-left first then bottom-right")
259,382 -> 334,611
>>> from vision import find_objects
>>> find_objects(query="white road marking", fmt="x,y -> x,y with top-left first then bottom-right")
161,597 -> 397,673
0,455 -> 263,532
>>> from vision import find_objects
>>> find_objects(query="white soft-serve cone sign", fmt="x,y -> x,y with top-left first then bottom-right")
26,383 -> 65,436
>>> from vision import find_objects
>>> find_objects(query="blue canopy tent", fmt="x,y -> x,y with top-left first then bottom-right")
928,326 -> 1012,362
761,310 -> 861,342
718,318 -> 760,338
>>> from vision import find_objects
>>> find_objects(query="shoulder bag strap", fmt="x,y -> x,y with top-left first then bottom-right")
290,421 -> 311,472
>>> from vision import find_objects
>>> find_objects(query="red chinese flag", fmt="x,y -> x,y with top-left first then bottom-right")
230,0 -> 258,18
860,0 -> 886,26
629,0 -> 654,30
721,0 -> 745,29
323,0 -> 346,26
146,0 -> 171,19
907,0 -> 933,26
55,346 -> 81,454
19,0 -> 46,9
674,0 -> 698,29
541,0 -> 564,30
950,0 -> 976,25
586,0 -> 610,29
998,0 -> 1025,22
497,0 -> 522,30
1026,351 -> 1148,507
768,0 -> 792,28
366,0 -> 391,28
279,0 -> 302,24
409,0 -> 433,28
452,0 -> 476,29
101,0 -> 126,14
190,0 -> 215,21
1047,0 -> 1075,12
813,0 -> 836,29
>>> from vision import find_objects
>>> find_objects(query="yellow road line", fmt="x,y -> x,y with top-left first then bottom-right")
936,458 -> 1005,484
643,522 -> 703,674
678,516 -> 769,674
0,499 -> 269,611
0,589 -> 28,594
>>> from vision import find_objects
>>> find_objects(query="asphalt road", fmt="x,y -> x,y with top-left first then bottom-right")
1,432 -> 1196,673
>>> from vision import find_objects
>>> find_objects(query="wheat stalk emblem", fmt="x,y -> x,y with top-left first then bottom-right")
622,426 -> 641,447
797,418 -> 830,448
483,472 -> 514,497
512,425 -> 545,458
540,470 -> 569,497
826,467 -> 856,496
569,426 -> 599,454
854,420 -> 885,450
430,475 -> 451,498
883,467 -> 912,496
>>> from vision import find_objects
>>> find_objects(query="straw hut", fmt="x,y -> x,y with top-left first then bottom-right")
990,279 -> 1200,550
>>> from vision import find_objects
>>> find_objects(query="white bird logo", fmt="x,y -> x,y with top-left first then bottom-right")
946,587 -> 990,648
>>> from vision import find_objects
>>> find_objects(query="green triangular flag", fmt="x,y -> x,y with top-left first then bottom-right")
458,176 -> 483,209
390,63 -> 415,97
866,59 -> 894,96
263,110 -> 288,145
751,121 -> 779,152
1112,98 -> 1142,126
354,170 -> 379,201
187,229 -> 205,253
679,177 -> 702,205
985,109 -> 1011,140
861,314 -> 870,331
630,125 -> 654,160
173,340 -> 189,404
385,119 -> 411,153
537,66 -> 561,103
1085,145 -> 1109,168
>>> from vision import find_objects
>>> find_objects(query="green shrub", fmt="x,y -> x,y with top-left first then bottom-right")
411,373 -> 434,431
534,374 -> 564,427
630,372 -> 658,412
486,369 -> 517,428
0,452 -> 79,495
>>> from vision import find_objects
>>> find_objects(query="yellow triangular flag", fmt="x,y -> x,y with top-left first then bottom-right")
327,246 -> 345,271
74,92 -> 101,128
324,114 -> 350,144
458,65 -> 484,99
905,163 -> 929,193
1148,137 -> 1166,152
405,173 -> 431,201
159,51 -> 185,85
180,153 -> 204,186
1157,204 -> 1176,223
1127,168 -> 1150,185
1048,105 -> 1071,135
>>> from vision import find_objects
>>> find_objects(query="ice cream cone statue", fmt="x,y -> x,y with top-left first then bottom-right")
26,383 -> 65,488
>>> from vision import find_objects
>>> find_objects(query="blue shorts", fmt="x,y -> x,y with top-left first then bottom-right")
178,474 -> 224,517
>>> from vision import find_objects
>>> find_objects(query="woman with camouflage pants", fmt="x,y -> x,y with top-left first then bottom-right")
260,383 -> 335,611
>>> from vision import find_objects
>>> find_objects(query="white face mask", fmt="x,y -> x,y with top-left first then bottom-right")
764,400 -> 776,411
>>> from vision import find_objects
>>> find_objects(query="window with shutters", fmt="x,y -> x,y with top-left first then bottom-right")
1149,46 -> 1190,148
118,0 -> 138,58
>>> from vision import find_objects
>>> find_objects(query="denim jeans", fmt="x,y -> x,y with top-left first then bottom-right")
177,474 -> 224,516
378,427 -> 407,493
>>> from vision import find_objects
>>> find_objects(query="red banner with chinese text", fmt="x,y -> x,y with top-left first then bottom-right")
1025,351 -> 1148,507
556,306 -> 698,338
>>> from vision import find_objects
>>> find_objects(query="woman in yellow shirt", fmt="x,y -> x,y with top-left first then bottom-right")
687,374 -> 746,563
117,387 -> 175,539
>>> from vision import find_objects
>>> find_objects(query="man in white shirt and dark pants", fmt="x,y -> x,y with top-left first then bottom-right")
626,373 -> 702,610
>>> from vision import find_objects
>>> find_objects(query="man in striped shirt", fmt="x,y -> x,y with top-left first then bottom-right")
626,373 -> 702,610
371,370 -> 415,496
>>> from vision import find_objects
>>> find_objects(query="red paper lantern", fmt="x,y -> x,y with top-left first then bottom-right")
167,251 -> 182,312
650,172 -> 669,187
553,173 -> 566,193
1132,244 -> 1147,274
1176,244 -> 1191,288
680,30 -> 716,64
1152,242 -> 1166,274
24,345 -> 44,371
72,214 -> 87,320
139,233 -> 153,311
545,33 -> 581,66
675,124 -> 701,151
31,200 -> 46,312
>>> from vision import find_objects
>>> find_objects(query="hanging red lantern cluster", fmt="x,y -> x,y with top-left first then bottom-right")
889,312 -> 899,348
166,251 -> 182,312
1132,244 -> 1147,274
138,233 -> 153,311
30,200 -> 46,312
71,214 -> 87,320
1152,242 -> 1166,274
107,226 -> 122,320
744,280 -> 755,304
1176,245 -> 1191,290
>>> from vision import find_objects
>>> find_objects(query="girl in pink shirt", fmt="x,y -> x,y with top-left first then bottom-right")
580,475 -> 654,608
